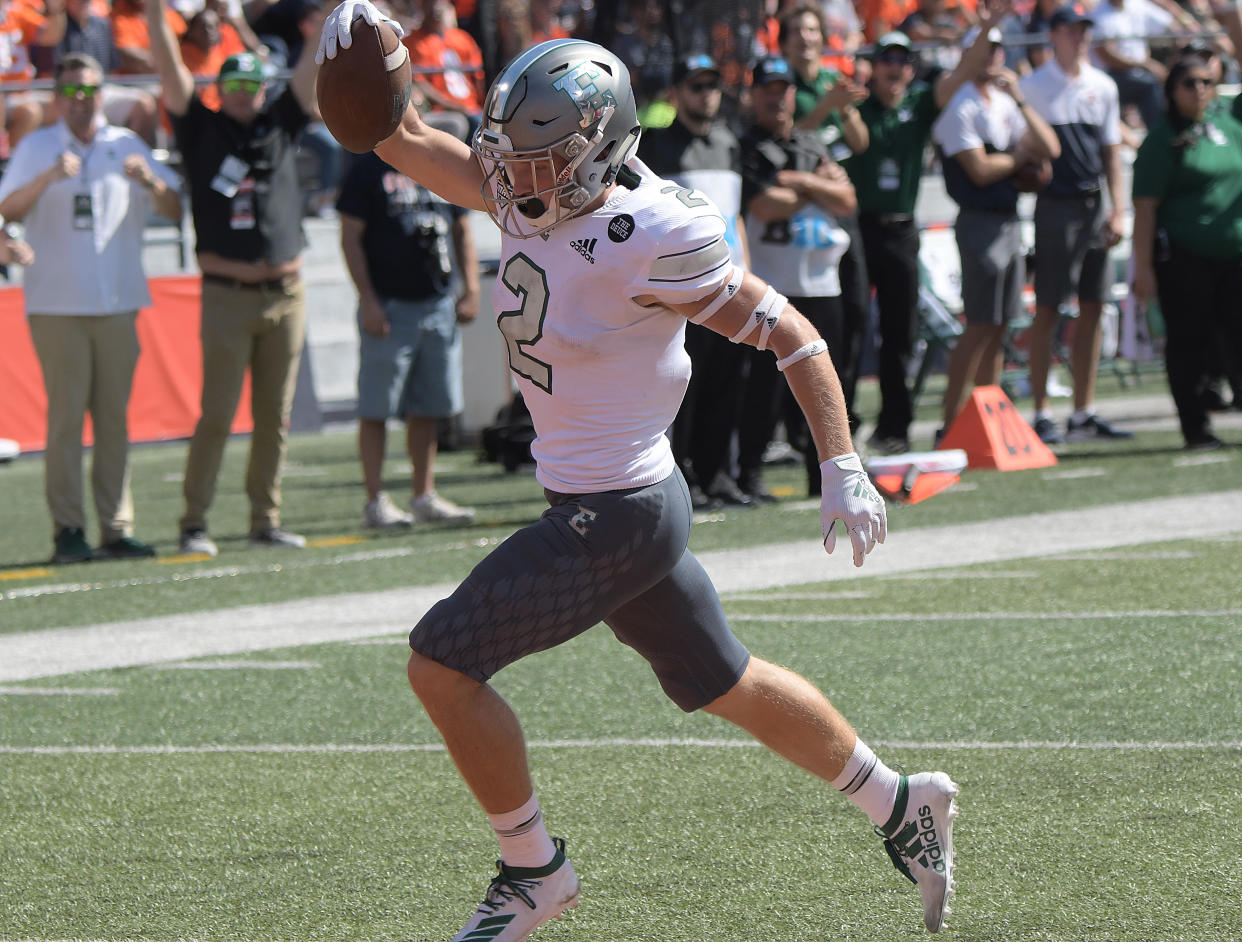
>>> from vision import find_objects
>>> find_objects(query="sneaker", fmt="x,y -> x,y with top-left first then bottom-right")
179,528 -> 218,557
450,837 -> 580,942
248,527 -> 307,549
866,431 -> 911,456
51,526 -> 93,564
1065,413 -> 1133,442
364,491 -> 414,529
737,472 -> 777,504
705,470 -> 753,508
1032,416 -> 1063,445
1185,432 -> 1224,451
410,492 -> 475,525
877,772 -> 960,933
97,535 -> 157,559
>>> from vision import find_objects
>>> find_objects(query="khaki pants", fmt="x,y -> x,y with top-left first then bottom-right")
180,277 -> 306,534
27,312 -> 139,542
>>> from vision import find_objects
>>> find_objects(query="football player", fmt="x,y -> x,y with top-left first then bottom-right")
318,10 -> 959,939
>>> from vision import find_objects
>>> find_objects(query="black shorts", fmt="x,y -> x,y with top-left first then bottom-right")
409,469 -> 751,712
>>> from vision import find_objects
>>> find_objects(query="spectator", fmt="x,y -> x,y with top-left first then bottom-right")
638,54 -> 753,507
1024,0 -> 1062,70
112,0 -> 186,73
612,0 -> 675,111
403,0 -> 485,135
857,0 -> 917,43
528,0 -> 567,45
32,0 -> 116,74
781,2 -> 871,433
179,7 -> 244,110
932,26 -> 1059,435
491,0 -> 531,73
1131,46 -> 1242,449
27,0 -> 159,146
1020,4 -> 1132,442
898,0 -> 968,75
337,150 -> 479,528
146,0 -> 323,555
0,52 -> 182,563
248,0 -> 319,66
740,56 -> 857,496
0,0 -> 68,149
1091,0 -> 1182,131
846,13 -> 1005,455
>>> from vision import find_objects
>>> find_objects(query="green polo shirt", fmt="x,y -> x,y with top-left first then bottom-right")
793,67 -> 856,163
1132,95 -> 1242,259
847,82 -> 941,215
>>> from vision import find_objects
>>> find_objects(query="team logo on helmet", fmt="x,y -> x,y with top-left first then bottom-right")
552,62 -> 618,130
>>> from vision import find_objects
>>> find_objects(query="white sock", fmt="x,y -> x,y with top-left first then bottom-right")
487,793 -> 557,869
1034,408 -> 1054,422
830,738 -> 902,827
1071,406 -> 1095,424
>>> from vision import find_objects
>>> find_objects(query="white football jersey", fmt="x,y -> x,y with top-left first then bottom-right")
491,158 -> 732,493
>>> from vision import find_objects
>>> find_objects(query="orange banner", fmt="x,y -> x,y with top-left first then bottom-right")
0,276 -> 252,453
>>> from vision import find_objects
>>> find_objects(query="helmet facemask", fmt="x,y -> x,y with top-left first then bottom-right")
472,40 -> 641,239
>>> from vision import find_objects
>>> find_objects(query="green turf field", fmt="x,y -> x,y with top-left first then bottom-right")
2,376 -> 1240,941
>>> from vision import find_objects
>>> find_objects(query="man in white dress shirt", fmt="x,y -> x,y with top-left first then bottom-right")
0,52 -> 181,564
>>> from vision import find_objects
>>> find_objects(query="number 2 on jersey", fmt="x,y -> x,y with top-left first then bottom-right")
497,253 -> 552,393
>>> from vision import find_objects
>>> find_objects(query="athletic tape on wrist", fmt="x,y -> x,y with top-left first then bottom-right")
776,338 -> 828,372
690,266 -> 744,324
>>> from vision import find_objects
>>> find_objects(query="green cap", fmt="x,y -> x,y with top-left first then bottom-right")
218,52 -> 264,83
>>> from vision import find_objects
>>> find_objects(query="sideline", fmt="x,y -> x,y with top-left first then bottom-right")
1,489 -> 1240,683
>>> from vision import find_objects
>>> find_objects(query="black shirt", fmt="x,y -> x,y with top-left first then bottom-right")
638,119 -> 742,177
170,90 -> 309,265
335,151 -> 465,301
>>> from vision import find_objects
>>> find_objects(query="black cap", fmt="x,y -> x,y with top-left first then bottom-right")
750,56 -> 793,87
1049,4 -> 1095,29
673,54 -> 721,86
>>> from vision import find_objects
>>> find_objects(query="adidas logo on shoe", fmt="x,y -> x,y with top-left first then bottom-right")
878,772 -> 959,933
450,837 -> 580,942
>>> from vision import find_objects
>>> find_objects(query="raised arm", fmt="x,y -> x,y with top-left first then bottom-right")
146,0 -> 195,116
319,0 -> 486,210
934,0 -> 1014,108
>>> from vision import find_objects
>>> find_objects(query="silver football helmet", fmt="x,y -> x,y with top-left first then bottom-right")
472,39 -> 641,238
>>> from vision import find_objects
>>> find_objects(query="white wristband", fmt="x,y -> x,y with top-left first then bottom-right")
775,338 -> 827,371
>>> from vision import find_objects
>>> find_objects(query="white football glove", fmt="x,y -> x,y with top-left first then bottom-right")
316,0 -> 405,64
820,452 -> 887,568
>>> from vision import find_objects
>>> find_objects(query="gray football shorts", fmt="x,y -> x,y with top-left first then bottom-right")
1033,194 -> 1111,310
409,469 -> 752,712
955,210 -> 1025,327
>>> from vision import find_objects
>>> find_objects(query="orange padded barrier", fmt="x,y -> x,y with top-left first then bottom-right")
0,277 -> 252,453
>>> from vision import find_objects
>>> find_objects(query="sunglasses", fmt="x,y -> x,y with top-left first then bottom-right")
220,78 -> 263,95
57,83 -> 99,99
686,80 -> 721,93
1179,76 -> 1214,89
875,50 -> 913,66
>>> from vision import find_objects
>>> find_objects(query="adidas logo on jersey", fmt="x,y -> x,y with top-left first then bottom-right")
570,237 -> 598,264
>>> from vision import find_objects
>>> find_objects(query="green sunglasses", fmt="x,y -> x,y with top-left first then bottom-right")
57,83 -> 100,99
220,78 -> 263,95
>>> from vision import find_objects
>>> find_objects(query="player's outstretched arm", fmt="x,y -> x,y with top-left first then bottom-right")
317,0 -> 487,212
670,270 -> 886,567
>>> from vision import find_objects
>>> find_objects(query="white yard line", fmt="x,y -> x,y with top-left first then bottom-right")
1,738 -> 1238,756
1,489 -> 1240,683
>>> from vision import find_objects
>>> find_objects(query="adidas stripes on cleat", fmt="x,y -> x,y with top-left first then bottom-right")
450,837 -> 580,942
877,772 -> 959,933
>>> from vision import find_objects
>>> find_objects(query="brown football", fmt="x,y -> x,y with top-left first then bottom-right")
316,21 -> 411,153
